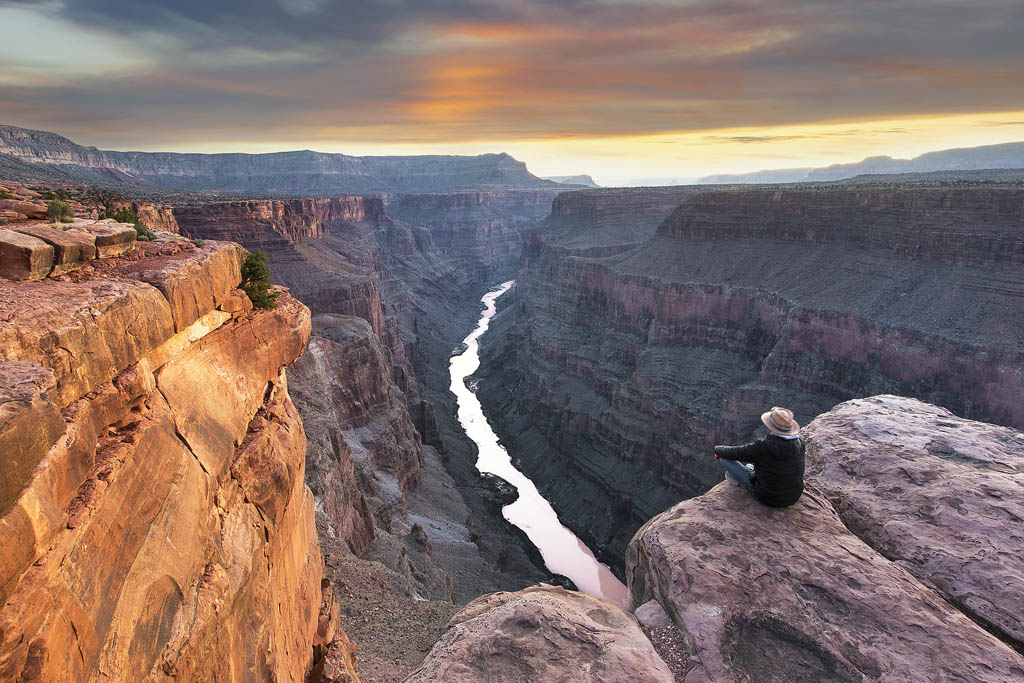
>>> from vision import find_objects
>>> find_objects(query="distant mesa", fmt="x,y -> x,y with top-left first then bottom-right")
698,141 -> 1024,184
542,174 -> 600,187
0,124 -> 565,194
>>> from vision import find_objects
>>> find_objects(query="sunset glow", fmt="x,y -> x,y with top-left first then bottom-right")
1,1 -> 1022,185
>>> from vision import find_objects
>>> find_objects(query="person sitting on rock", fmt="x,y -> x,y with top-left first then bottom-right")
713,406 -> 805,507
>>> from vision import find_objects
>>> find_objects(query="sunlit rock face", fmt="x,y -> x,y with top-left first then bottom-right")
0,238 -> 351,681
477,184 -> 1024,569
627,395 -> 1024,682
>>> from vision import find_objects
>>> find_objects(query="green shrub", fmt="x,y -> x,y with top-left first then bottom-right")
0,190 -> 14,200
191,239 -> 205,248
102,206 -> 140,224
240,250 -> 278,309
102,205 -> 156,241
135,224 -> 155,241
47,199 -> 73,224
42,189 -> 69,201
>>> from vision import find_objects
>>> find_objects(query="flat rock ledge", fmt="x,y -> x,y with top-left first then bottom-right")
803,395 -> 1024,652
404,584 -> 673,683
0,218 -> 142,281
627,396 -> 1024,683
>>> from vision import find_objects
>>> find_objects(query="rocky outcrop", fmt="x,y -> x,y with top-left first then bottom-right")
0,199 -> 47,219
0,217 -> 139,281
478,184 -> 1024,569
627,397 -> 1024,681
0,241 -> 348,681
0,125 -> 561,193
803,395 -> 1024,652
130,201 -> 179,233
405,584 -> 673,683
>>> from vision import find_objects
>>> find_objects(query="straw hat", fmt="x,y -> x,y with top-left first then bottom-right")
761,406 -> 800,437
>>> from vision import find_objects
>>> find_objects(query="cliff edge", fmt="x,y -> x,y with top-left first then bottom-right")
627,395 -> 1024,681
0,233 -> 353,680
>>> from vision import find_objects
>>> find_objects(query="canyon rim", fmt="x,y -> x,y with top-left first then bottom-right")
2,2 -> 1024,681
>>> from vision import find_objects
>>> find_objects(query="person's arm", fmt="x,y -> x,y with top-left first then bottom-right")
714,439 -> 769,465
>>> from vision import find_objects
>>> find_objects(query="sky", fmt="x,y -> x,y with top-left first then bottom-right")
1,0 -> 1023,185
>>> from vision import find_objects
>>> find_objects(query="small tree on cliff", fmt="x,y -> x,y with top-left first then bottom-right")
240,250 -> 279,309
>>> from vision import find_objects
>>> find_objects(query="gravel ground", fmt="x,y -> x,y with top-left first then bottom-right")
321,534 -> 458,683
642,625 -> 699,682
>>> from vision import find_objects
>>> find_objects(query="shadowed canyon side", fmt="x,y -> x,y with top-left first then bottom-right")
477,184 -> 1024,569
0,235 -> 354,680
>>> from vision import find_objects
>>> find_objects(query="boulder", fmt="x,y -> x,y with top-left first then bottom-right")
405,584 -> 673,683
634,599 -> 673,628
804,395 -> 1024,651
0,200 -> 46,219
69,222 -> 136,258
0,229 -> 54,281
627,481 -> 1024,682
11,224 -> 96,275
0,211 -> 25,222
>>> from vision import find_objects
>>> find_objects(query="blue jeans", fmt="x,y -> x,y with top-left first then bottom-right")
719,459 -> 755,495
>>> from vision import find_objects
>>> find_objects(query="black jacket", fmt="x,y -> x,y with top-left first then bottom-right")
714,435 -> 805,507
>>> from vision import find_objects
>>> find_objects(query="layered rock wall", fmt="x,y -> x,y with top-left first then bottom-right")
0,240 -> 348,681
387,190 -> 559,282
478,185 -> 1024,567
175,189 -> 561,676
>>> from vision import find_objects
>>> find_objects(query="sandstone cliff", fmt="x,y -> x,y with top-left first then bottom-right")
0,236 -> 352,680
478,184 -> 1024,569
627,396 -> 1024,681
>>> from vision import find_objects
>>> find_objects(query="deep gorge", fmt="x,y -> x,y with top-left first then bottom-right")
2,172 -> 1023,682
168,181 -> 1024,675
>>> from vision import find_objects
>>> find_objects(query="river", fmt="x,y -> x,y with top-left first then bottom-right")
449,280 -> 628,608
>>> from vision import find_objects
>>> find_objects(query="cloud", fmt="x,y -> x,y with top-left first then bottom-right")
0,0 -> 1023,148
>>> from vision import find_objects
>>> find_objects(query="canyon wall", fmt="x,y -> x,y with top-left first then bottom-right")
386,190 -> 559,283
174,192 -> 558,678
477,184 -> 1024,568
0,237 -> 350,680
0,125 -> 566,194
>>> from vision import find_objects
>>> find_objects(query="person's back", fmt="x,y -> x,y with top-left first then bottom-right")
714,406 -> 806,507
